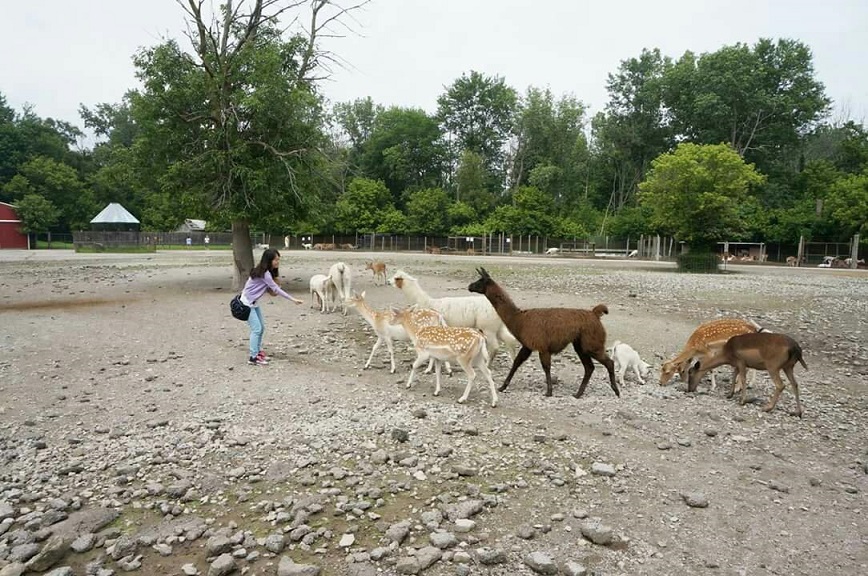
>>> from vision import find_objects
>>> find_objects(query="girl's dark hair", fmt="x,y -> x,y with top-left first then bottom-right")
250,248 -> 281,279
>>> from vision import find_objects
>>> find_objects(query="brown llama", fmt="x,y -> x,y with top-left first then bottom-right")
467,267 -> 619,398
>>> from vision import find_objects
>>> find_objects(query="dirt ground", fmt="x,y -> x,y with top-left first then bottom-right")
0,249 -> 866,576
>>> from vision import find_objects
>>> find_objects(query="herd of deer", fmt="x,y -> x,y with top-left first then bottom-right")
303,261 -> 809,417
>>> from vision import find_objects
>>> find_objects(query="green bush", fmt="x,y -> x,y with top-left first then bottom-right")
676,251 -> 721,273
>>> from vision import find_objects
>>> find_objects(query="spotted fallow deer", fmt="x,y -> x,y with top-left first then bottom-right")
390,306 -> 499,407
345,291 -> 450,375
660,318 -> 767,391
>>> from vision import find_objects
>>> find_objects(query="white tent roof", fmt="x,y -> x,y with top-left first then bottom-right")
90,203 -> 140,224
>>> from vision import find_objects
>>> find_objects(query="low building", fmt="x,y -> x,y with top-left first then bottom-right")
176,219 -> 207,233
0,202 -> 28,249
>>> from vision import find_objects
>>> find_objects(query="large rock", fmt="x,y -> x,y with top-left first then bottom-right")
8,543 -> 41,563
475,547 -> 507,565
0,563 -> 26,576
385,520 -> 411,545
429,532 -> 458,549
110,535 -> 137,560
562,561 -> 588,576
264,533 -> 286,553
416,546 -> 442,571
25,535 -> 69,572
0,502 -> 15,521
444,500 -> 483,521
207,554 -> 236,576
580,520 -> 614,546
524,551 -> 558,575
277,556 -> 320,576
206,535 -> 233,556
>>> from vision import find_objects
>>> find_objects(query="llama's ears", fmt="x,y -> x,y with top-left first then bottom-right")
476,267 -> 490,279
360,290 -> 366,299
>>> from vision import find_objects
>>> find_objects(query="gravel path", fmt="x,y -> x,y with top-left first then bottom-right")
1,250 -> 866,576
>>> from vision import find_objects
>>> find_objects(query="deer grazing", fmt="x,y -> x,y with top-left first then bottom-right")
660,318 -> 765,391
390,306 -> 499,407
688,332 -> 807,417
345,291 -> 450,375
365,261 -> 387,286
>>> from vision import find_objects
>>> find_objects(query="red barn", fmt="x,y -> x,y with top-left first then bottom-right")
0,202 -> 28,249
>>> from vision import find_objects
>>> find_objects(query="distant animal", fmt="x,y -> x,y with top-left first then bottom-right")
545,247 -> 560,255
365,261 -> 387,286
328,262 -> 353,315
689,332 -> 807,417
468,267 -> 619,399
302,243 -> 313,250
786,256 -> 798,267
425,246 -> 441,255
627,249 -> 638,258
608,341 -> 651,386
341,243 -> 357,250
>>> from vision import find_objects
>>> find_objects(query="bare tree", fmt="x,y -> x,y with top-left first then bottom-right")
175,0 -> 368,288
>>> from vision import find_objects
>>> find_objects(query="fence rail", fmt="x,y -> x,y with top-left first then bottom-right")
20,231 -> 863,266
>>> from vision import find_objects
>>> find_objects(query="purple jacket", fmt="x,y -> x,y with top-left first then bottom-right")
241,271 -> 292,306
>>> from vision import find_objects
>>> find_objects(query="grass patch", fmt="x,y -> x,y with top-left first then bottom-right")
75,245 -> 156,254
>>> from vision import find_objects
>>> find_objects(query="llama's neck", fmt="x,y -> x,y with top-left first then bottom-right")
403,279 -> 432,306
484,283 -> 522,328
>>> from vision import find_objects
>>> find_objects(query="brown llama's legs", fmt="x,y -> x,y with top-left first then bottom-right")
594,351 -> 619,397
499,346 -> 532,392
538,351 -> 554,397
782,364 -> 803,417
573,346 -> 596,398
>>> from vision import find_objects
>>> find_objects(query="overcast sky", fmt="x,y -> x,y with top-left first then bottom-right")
2,0 -> 866,138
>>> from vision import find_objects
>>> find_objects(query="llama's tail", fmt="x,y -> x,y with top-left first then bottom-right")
592,304 -> 609,317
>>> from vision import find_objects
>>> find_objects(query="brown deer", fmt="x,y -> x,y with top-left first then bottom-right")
660,318 -> 765,391
365,261 -> 387,286
688,332 -> 807,417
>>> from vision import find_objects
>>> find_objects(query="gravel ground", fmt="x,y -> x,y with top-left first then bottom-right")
0,249 -> 866,576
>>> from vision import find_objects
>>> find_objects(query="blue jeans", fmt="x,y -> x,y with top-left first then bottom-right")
247,306 -> 264,358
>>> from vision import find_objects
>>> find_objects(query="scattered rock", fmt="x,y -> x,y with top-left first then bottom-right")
524,551 -> 558,575
682,492 -> 709,508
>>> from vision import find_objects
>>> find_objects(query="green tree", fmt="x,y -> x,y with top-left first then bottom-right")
485,186 -> 556,235
404,187 -> 450,235
447,201 -> 476,233
334,178 -> 394,233
361,107 -> 444,201
664,39 -> 830,166
332,97 -> 382,152
13,156 -> 96,230
437,71 -> 517,184
454,150 -> 494,217
639,143 -> 765,248
130,0 -> 364,288
509,87 -> 590,207
825,171 -> 868,236
592,49 -> 672,210
15,194 -> 60,235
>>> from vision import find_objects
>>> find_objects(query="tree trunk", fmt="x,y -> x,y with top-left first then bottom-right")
232,220 -> 254,291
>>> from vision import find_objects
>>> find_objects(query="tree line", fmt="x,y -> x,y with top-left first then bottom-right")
1,1 -> 866,265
